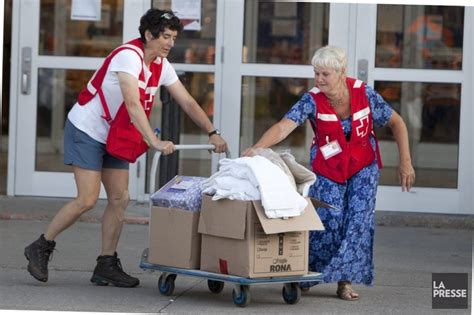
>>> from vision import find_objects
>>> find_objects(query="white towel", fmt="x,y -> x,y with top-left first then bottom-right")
202,159 -> 261,201
203,156 -> 307,218
203,176 -> 260,201
252,148 -> 297,189
242,156 -> 307,218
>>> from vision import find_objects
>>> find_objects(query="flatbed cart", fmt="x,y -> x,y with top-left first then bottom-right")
139,248 -> 323,307
142,145 -> 324,307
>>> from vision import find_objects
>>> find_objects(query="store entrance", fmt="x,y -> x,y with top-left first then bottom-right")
8,0 -> 144,198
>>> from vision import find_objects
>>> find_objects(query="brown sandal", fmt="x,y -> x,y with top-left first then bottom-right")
337,281 -> 359,301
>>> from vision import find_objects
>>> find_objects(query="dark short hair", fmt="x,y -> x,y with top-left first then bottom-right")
138,8 -> 183,43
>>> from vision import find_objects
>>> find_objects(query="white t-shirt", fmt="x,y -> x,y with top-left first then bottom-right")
68,49 -> 179,143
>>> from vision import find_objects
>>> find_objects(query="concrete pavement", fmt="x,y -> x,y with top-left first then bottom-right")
0,196 -> 472,313
0,196 -> 150,225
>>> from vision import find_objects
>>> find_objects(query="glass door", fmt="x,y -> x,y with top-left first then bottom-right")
9,0 -> 147,198
220,1 -> 472,215
354,4 -> 473,214
136,0 -> 224,201
220,0 -> 335,167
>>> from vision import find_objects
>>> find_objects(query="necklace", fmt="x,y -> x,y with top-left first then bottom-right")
328,89 -> 348,108
329,96 -> 344,107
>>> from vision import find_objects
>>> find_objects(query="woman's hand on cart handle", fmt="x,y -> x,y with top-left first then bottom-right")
153,140 -> 175,156
208,134 -> 228,154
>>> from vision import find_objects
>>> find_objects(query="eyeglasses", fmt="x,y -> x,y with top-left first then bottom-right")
161,13 -> 174,20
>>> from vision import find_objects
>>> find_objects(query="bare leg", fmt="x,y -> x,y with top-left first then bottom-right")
44,166 -> 101,241
100,168 -> 129,256
90,167 -> 138,288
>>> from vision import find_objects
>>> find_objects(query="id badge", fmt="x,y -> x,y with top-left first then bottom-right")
320,140 -> 342,160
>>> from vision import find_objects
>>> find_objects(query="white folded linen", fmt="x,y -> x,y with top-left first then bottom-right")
202,158 -> 260,200
251,148 -> 297,189
203,176 -> 260,201
202,156 -> 307,218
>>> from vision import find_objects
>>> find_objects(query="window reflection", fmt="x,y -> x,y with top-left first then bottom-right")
241,77 -> 311,166
146,72 -> 215,190
376,5 -> 464,70
179,73 -> 214,134
243,1 -> 329,64
153,0 -> 217,64
178,72 -> 214,177
39,0 -> 123,57
375,81 -> 460,188
36,69 -> 94,172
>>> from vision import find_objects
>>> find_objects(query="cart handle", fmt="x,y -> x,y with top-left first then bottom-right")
149,144 -> 231,196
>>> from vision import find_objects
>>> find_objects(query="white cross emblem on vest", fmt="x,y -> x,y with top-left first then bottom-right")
353,107 -> 371,137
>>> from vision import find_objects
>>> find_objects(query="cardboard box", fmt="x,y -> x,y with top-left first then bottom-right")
198,195 -> 325,278
148,206 -> 201,269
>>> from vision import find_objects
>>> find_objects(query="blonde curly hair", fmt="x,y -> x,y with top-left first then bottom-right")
311,46 -> 347,73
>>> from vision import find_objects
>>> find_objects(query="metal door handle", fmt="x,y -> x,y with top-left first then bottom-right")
357,59 -> 368,82
21,47 -> 32,95
22,73 -> 28,92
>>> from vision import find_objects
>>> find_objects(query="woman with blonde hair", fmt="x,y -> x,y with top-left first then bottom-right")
243,45 -> 415,300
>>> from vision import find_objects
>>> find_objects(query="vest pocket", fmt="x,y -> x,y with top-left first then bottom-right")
106,124 -> 147,162
110,125 -> 142,144
324,154 -> 341,168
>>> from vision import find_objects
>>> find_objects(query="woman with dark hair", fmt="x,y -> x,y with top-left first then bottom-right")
24,8 -> 227,288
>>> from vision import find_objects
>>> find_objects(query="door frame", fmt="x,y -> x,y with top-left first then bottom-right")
353,4 -> 473,214
218,2 -> 363,181
8,1 -> 473,214
219,1 -> 473,215
135,0 -> 227,202
8,0 -> 149,198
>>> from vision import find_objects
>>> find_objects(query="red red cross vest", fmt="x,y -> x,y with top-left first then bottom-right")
76,38 -> 163,162
309,77 -> 382,183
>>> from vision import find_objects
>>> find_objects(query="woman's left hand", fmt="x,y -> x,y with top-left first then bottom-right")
398,160 -> 415,192
208,134 -> 228,153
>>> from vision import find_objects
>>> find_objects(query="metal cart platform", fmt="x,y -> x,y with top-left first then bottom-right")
140,248 -> 323,307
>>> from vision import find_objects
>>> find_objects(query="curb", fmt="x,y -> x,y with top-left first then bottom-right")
375,211 -> 474,230
1,211 -> 473,229
0,213 -> 149,225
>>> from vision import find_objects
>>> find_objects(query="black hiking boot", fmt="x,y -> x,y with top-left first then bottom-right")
24,234 -> 56,282
90,252 -> 139,288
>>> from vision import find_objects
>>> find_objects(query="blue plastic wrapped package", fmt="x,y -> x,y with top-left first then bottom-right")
150,175 -> 207,211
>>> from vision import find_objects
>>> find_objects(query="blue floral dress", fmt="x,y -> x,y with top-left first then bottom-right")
284,85 -> 393,287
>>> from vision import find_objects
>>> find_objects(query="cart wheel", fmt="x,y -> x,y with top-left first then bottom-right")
158,274 -> 177,296
282,283 -> 301,305
232,285 -> 250,307
208,280 -> 225,294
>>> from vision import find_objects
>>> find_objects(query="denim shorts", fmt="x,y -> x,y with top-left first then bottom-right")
64,119 -> 129,171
